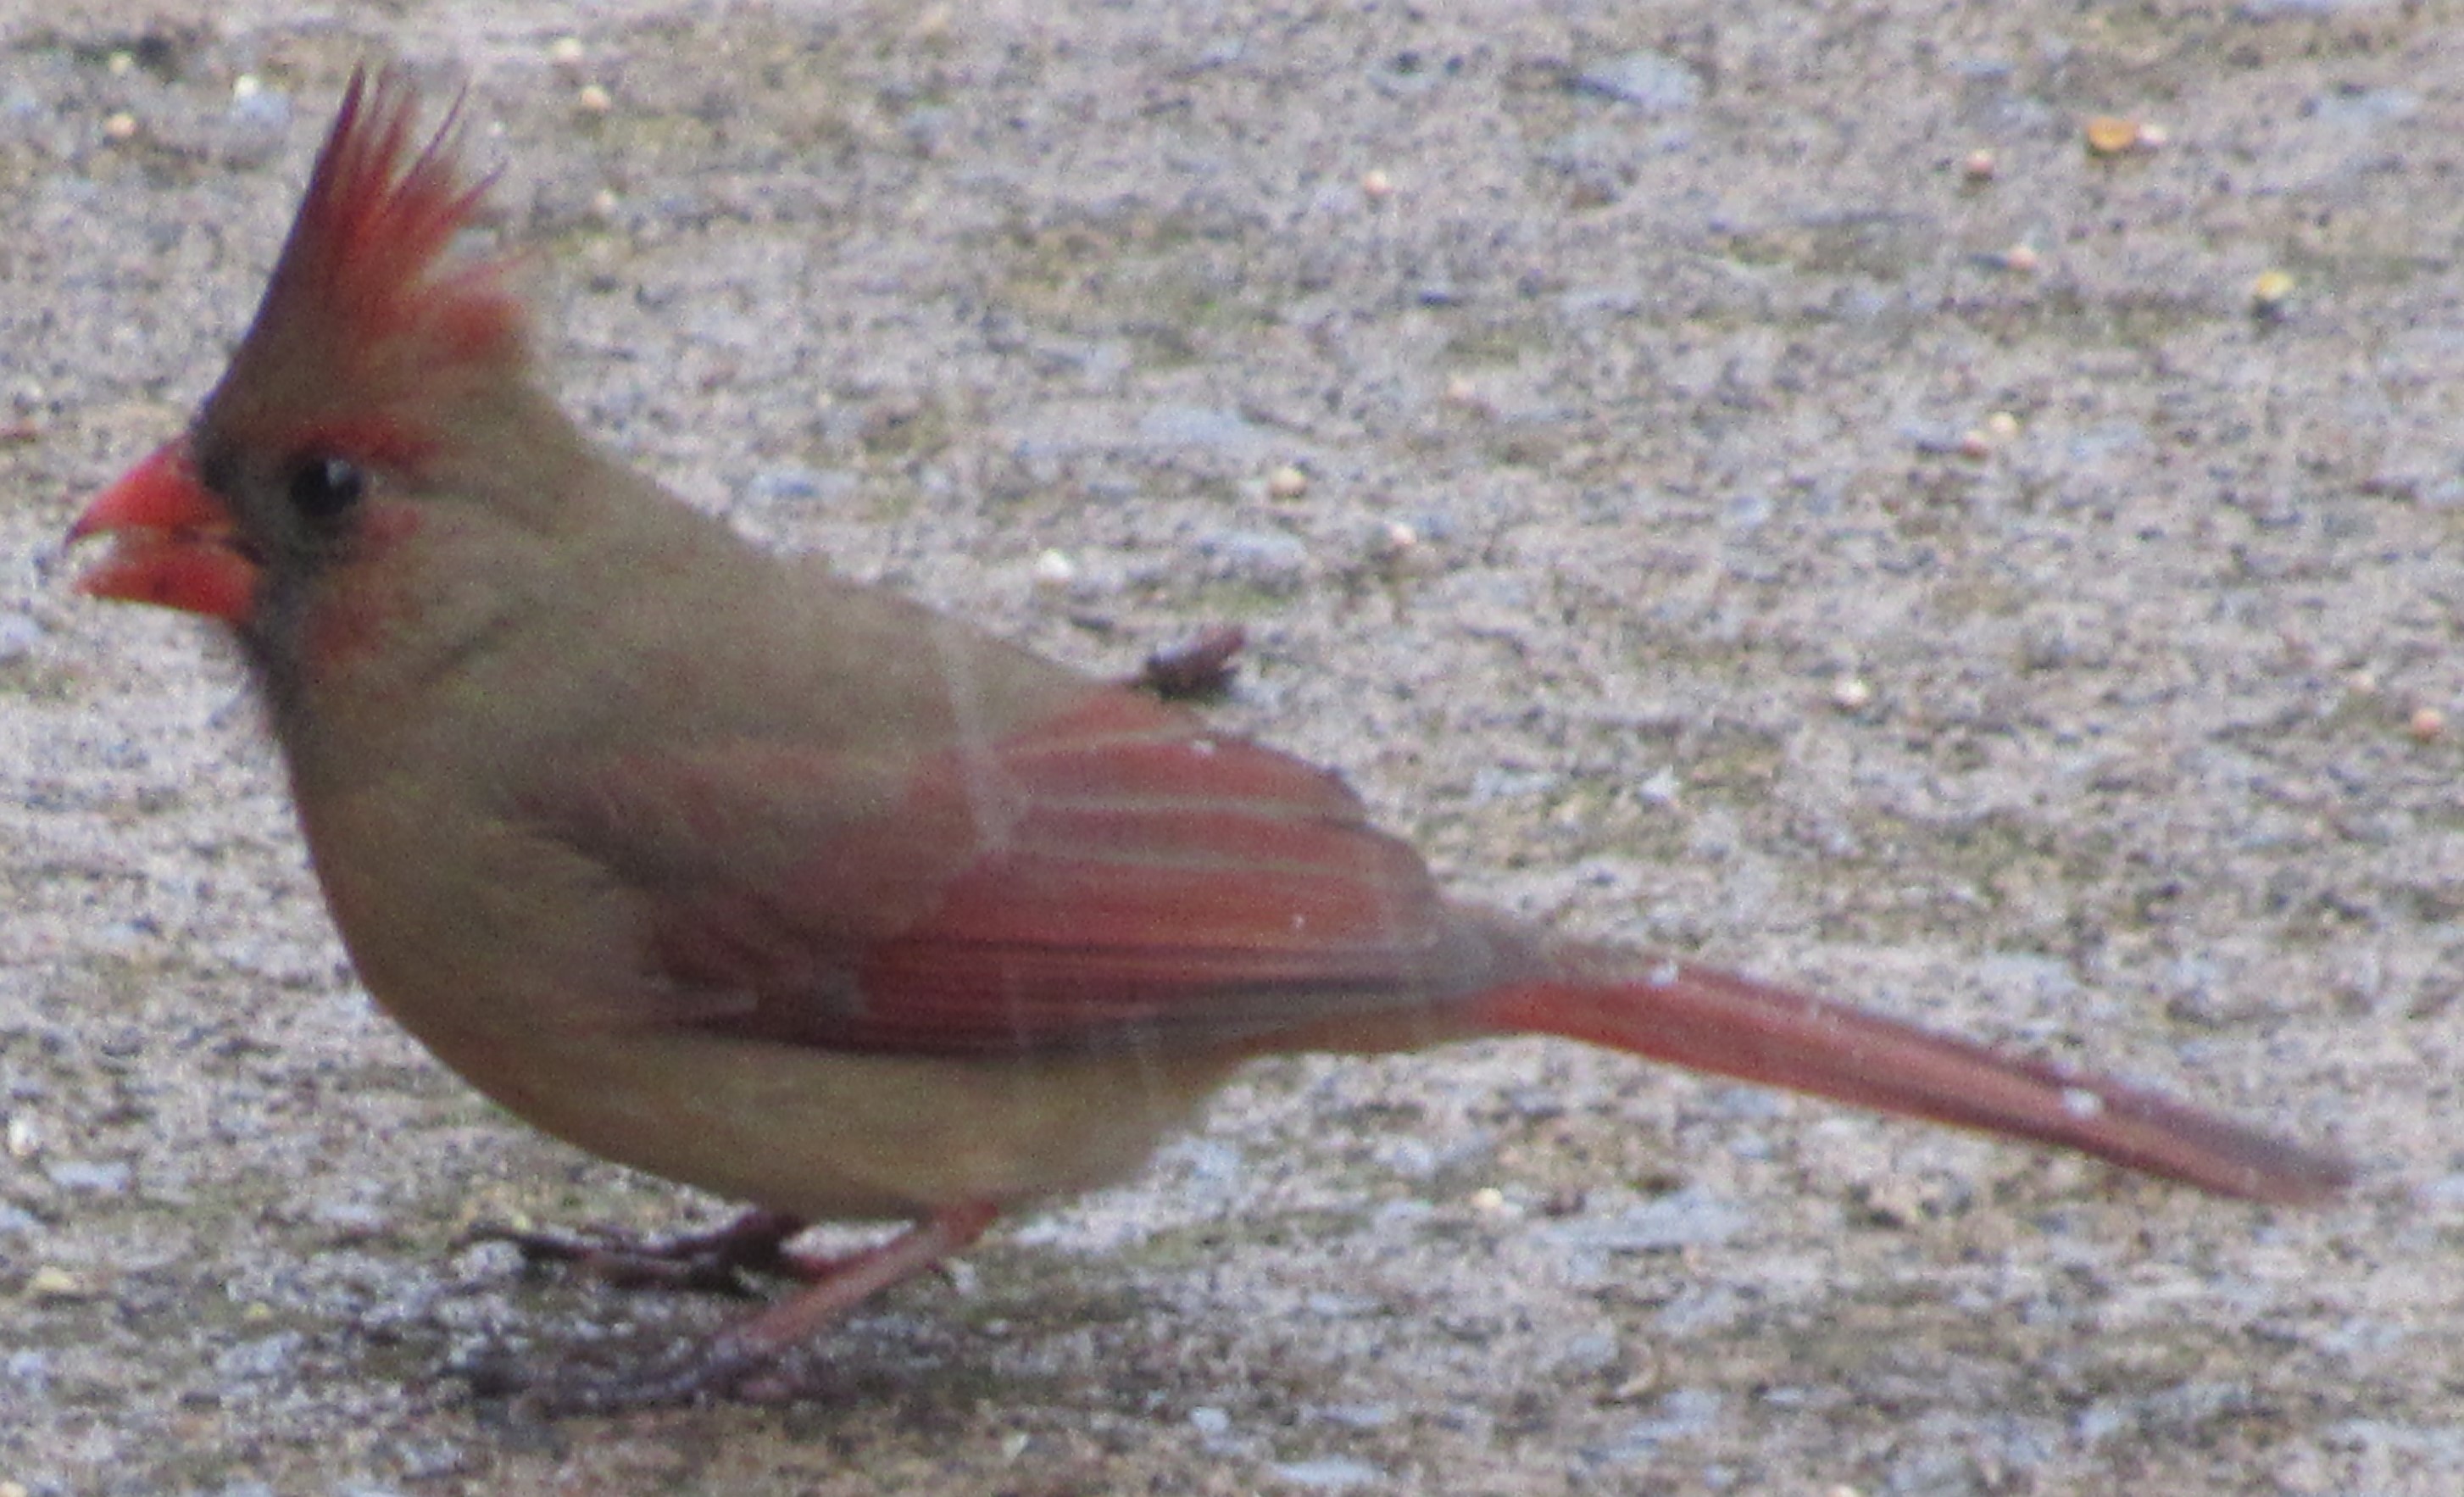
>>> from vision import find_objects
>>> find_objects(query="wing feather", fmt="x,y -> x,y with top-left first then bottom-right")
536,690 -> 1519,1055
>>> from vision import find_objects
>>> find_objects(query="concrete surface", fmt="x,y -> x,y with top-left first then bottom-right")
2,2 -> 2456,1492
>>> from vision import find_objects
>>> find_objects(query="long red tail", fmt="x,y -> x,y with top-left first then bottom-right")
1470,955 -> 2350,1205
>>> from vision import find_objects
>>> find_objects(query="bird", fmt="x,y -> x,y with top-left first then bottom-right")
65,69 -> 2350,1411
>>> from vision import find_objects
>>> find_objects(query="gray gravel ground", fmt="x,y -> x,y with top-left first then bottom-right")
4,2 -> 2459,1492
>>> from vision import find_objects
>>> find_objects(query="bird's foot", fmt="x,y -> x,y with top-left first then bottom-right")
1130,622 -> 1245,701
461,1207 -> 820,1297
459,1204 -> 1000,1416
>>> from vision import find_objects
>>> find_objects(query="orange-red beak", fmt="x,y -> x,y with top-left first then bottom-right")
66,440 -> 259,622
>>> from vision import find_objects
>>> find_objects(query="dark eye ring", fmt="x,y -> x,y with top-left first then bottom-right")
287,454 -> 366,520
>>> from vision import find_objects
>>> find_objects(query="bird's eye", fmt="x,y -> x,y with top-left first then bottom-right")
286,454 -> 366,520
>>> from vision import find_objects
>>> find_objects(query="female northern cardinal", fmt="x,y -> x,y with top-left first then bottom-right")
68,70 -> 2350,1411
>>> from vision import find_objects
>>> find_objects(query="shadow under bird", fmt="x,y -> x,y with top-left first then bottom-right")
66,70 -> 2350,1411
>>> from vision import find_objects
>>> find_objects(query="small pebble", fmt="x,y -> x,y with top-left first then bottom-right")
1139,403 -> 1267,454
0,613 -> 40,664
47,1160 -> 132,1194
310,1199 -> 390,1242
2408,706 -> 2445,743
1831,674 -> 1874,711
1956,429 -> 1994,459
214,1331 -> 306,1382
1573,49 -> 1704,114
2251,269 -> 2295,319
1360,167 -> 1394,200
1269,1457 -> 1386,1490
224,80 -> 293,166
1552,1186 -> 1751,1251
1265,463 -> 1310,500
548,36 -> 586,67
3,1114 -> 35,1160
744,465 -> 835,504
1961,147 -> 1996,182
2084,116 -> 2155,155
1984,409 -> 2021,441
576,83 -> 613,114
106,51 -> 134,76
2001,242 -> 2040,274
25,1266 -> 86,1299
1305,1292 -> 1380,1319
102,111 -> 137,142
1030,548 -> 1076,589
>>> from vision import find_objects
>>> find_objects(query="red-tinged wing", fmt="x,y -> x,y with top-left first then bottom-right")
538,690 -> 1525,1056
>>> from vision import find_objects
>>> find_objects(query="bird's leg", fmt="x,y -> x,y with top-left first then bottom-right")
489,1203 -> 1001,1414
464,1207 -> 815,1296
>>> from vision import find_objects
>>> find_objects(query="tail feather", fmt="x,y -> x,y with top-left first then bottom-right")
1470,955 -> 2350,1206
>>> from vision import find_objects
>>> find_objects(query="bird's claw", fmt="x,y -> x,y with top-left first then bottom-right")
459,1208 -> 810,1298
